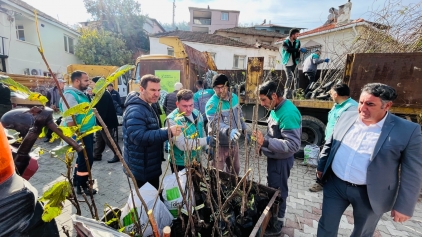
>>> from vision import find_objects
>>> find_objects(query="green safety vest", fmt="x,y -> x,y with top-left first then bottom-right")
59,89 -> 96,133
167,108 -> 204,166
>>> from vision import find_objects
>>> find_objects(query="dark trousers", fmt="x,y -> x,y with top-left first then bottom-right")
136,177 -> 160,190
93,128 -> 121,159
75,134 -> 94,188
317,174 -> 382,237
304,72 -> 316,94
267,155 -> 294,219
285,65 -> 298,90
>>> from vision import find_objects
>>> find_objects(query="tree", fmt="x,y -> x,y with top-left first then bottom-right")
75,28 -> 131,65
161,21 -> 190,32
83,0 -> 150,53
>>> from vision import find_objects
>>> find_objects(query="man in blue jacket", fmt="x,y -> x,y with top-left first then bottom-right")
281,28 -> 306,99
123,74 -> 182,189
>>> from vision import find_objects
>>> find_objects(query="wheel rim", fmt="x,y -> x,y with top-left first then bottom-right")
301,127 -> 318,148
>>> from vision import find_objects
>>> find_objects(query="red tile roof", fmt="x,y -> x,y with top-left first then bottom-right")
298,19 -> 366,37
215,27 -> 287,38
151,30 -> 279,51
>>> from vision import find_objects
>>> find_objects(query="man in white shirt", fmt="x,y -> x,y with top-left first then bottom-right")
316,83 -> 422,237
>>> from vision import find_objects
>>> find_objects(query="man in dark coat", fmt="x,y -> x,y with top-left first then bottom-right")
44,79 -> 65,142
123,74 -> 182,189
92,77 -> 122,163
163,82 -> 183,115
0,83 -> 12,119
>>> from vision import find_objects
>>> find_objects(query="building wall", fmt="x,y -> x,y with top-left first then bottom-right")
215,31 -> 279,46
0,4 -> 81,77
209,11 -> 238,33
144,18 -> 164,35
150,37 -> 281,70
189,8 -> 239,34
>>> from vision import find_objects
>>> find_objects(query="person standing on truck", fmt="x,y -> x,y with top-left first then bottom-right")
91,77 -> 122,164
123,74 -> 182,189
253,81 -> 302,236
316,83 -> 422,237
0,83 -> 12,119
167,89 -> 210,172
308,83 -> 358,192
107,83 -> 122,111
59,71 -> 97,195
281,28 -> 307,99
302,50 -> 329,96
163,82 -> 183,116
44,79 -> 65,142
205,74 -> 247,175
194,80 -> 214,133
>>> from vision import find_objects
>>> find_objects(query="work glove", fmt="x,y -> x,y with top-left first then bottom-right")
300,48 -> 307,53
324,58 -> 330,63
229,129 -> 241,142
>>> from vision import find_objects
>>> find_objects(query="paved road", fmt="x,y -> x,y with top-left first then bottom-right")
30,128 -> 422,237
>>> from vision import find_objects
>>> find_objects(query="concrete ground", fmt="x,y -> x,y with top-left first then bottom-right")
30,127 -> 422,237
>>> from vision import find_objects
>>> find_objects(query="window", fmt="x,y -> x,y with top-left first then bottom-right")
233,55 -> 246,69
221,12 -> 229,21
16,25 -> 25,41
268,56 -> 276,68
64,35 -> 74,54
167,47 -> 174,56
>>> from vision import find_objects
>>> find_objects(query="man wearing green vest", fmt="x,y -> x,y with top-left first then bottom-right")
281,28 -> 307,99
167,89 -> 210,172
60,70 -> 97,195
253,81 -> 302,236
206,74 -> 247,175
308,83 -> 358,192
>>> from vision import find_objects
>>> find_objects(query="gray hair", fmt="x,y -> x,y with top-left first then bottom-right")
361,83 -> 397,106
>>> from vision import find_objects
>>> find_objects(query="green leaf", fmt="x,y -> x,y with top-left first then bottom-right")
62,102 -> 90,118
77,126 -> 102,140
105,65 -> 135,84
28,92 -> 48,106
42,205 -> 62,222
4,128 -> 20,144
88,88 -> 105,109
51,145 -> 74,158
81,113 -> 95,126
0,75 -> 32,96
39,180 -> 71,222
92,77 -> 107,95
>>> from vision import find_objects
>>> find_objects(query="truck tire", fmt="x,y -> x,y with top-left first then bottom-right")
296,115 -> 326,158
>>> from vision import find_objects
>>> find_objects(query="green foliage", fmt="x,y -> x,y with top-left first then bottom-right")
161,21 -> 190,31
50,145 -> 74,159
75,28 -> 131,65
83,0 -> 149,53
4,128 -> 21,144
62,102 -> 90,118
0,76 -> 48,105
39,180 -> 72,222
76,126 -> 103,140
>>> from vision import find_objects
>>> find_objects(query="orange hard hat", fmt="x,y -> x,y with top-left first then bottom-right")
0,123 -> 14,184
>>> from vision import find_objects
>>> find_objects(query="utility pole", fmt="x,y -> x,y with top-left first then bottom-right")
172,0 -> 176,30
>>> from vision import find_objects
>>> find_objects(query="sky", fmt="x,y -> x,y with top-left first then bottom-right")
23,0 -> 421,30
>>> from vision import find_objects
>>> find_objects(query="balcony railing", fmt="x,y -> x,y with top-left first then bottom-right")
193,18 -> 211,25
